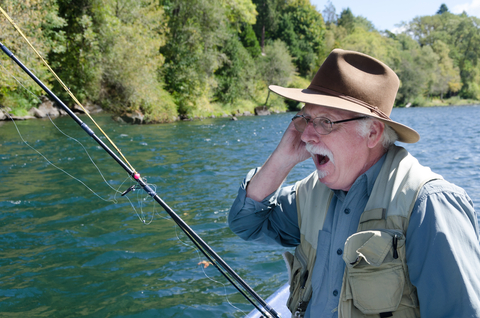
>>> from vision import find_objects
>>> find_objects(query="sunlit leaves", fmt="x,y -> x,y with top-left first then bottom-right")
222,0 -> 257,25
0,0 -> 62,109
256,39 -> 295,87
275,0 -> 325,76
407,12 -> 480,99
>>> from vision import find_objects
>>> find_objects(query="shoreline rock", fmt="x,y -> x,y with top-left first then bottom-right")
72,101 -> 103,114
119,110 -> 145,124
0,96 -> 104,121
255,105 -> 271,116
0,109 -> 6,121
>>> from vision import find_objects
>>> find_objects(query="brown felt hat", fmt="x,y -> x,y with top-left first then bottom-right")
270,49 -> 419,143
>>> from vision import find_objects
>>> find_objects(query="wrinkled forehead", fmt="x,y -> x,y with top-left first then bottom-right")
301,103 -> 360,119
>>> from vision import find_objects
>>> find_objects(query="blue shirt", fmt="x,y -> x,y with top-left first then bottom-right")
229,154 -> 480,317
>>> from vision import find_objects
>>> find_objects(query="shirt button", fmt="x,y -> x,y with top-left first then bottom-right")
344,208 -> 350,214
333,290 -> 338,296
337,248 -> 343,255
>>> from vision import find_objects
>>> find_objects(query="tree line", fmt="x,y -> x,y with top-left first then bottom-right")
1,0 -> 479,122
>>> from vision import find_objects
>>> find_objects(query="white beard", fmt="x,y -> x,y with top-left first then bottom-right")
316,169 -> 330,179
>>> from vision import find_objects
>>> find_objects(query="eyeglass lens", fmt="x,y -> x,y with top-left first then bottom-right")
292,116 -> 332,135
292,115 -> 366,135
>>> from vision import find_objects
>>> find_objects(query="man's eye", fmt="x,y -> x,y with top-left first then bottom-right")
317,118 -> 331,125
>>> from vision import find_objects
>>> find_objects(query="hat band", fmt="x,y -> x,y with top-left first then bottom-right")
308,84 -> 391,120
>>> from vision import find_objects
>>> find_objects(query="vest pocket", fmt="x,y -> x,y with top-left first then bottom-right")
342,230 -> 406,315
284,246 -> 311,316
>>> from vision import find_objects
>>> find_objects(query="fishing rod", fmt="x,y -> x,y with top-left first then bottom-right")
0,41 -> 281,318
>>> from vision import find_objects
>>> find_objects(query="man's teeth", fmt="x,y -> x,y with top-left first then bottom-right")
318,154 -> 329,165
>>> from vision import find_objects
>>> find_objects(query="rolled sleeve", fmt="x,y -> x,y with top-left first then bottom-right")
228,168 -> 300,247
407,179 -> 480,317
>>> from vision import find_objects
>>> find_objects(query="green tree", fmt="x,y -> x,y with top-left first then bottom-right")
274,0 -> 325,76
453,15 -> 480,99
160,0 -> 231,114
251,0 -> 284,53
256,39 -> 295,87
239,23 -> 262,57
323,5 -> 378,57
161,0 -> 260,115
44,0 -> 176,122
408,13 -> 455,47
394,35 -> 438,105
214,36 -> 257,104
224,0 -> 257,25
322,0 -> 336,26
339,27 -> 398,68
406,12 -> 480,99
337,8 -> 355,33
436,4 -> 449,15
354,15 -> 376,32
430,40 -> 461,98
47,0 -> 103,103
0,0 -> 65,114
96,0 -> 176,122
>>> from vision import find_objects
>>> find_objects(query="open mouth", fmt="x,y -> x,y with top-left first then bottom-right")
305,143 -> 333,167
317,154 -> 330,166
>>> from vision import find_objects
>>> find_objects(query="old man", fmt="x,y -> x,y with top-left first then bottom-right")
229,49 -> 480,317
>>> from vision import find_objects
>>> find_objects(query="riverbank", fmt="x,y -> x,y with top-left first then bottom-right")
2,95 -> 479,123
0,90 -> 290,123
0,98 -> 285,123
406,96 -> 480,107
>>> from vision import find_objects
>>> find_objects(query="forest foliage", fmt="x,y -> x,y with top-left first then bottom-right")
1,0 -> 479,122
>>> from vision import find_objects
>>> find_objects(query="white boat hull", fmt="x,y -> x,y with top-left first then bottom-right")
245,283 -> 291,318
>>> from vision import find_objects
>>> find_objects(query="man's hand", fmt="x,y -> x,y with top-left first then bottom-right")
246,119 -> 310,202
274,120 -> 311,166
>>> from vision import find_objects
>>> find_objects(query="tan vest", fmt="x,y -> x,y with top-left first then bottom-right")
283,146 -> 442,318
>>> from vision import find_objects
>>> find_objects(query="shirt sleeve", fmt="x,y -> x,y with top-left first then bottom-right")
406,179 -> 480,317
228,168 -> 301,247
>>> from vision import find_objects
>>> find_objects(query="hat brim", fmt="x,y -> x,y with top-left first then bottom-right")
269,85 -> 420,143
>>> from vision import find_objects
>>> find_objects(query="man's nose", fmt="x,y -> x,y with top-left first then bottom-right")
300,121 -> 320,143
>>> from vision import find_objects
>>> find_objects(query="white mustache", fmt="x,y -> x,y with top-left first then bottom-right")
305,143 -> 335,165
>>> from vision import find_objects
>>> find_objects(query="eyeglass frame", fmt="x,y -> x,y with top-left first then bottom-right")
291,114 -> 368,135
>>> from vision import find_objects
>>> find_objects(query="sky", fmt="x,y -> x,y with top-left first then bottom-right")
310,0 -> 480,32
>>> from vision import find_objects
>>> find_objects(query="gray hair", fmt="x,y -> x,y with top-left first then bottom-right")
356,117 -> 398,149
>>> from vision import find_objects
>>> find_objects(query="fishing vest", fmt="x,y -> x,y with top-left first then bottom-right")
283,145 -> 443,318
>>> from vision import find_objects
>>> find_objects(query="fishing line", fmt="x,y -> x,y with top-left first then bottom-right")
174,224 -> 248,317
114,175 -> 165,224
48,119 -> 163,225
132,180 -> 159,224
1,7 -> 281,316
8,113 -> 117,203
47,114 -> 121,194
9,110 -> 158,224
3,49 -> 158,223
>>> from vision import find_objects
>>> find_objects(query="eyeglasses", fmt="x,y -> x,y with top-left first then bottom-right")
291,114 -> 367,135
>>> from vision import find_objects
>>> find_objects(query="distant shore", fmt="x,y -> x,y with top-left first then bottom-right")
2,96 -> 479,123
403,97 -> 480,108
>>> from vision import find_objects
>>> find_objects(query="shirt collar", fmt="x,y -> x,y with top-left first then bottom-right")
365,153 -> 386,196
332,152 -> 387,200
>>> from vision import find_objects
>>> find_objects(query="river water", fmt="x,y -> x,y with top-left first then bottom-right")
1,105 -> 479,317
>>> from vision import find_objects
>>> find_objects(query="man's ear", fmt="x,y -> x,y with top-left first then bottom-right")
367,120 -> 385,149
